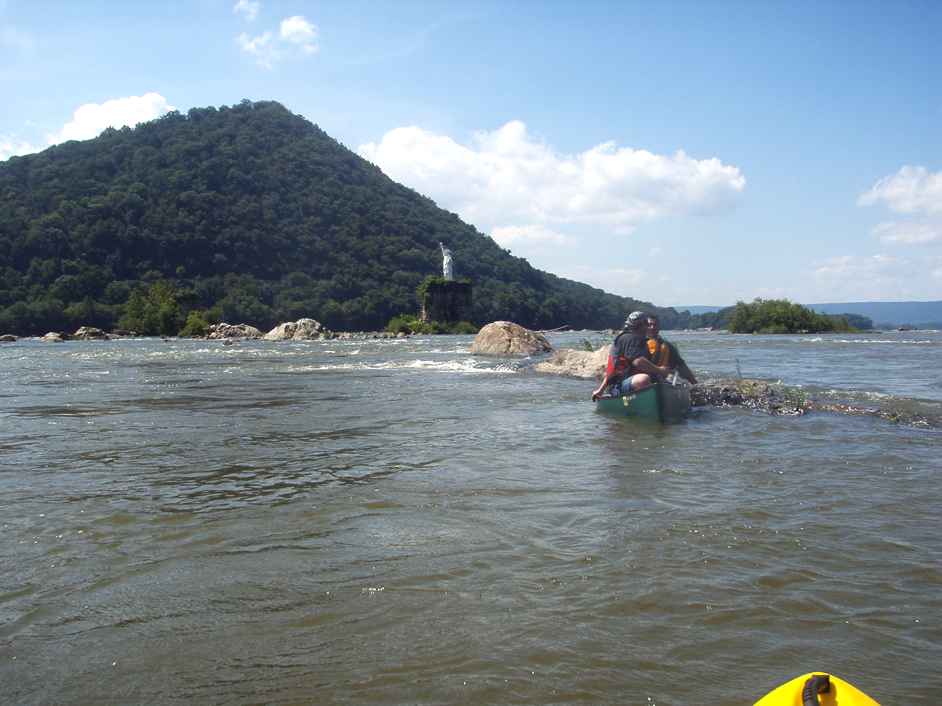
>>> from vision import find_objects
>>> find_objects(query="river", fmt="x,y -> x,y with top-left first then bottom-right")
1,330 -> 940,704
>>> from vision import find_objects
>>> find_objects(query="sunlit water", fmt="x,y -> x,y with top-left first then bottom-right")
1,331 -> 940,704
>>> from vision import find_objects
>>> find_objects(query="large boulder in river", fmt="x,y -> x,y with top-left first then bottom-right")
42,332 -> 67,342
263,318 -> 331,341
73,326 -> 109,340
534,345 -> 609,379
0,334 -> 16,343
207,323 -> 262,340
470,321 -> 553,357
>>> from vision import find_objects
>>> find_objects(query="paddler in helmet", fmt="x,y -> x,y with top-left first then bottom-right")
591,311 -> 673,401
646,314 -> 697,385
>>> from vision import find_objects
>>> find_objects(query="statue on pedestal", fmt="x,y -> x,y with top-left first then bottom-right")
439,242 -> 454,280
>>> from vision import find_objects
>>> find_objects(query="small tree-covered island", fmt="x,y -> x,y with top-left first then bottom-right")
0,100 -> 869,338
721,299 -> 867,334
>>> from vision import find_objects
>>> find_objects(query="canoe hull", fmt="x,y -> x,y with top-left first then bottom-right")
594,383 -> 690,422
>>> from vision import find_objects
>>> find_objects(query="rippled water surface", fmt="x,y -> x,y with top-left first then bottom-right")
1,331 -> 940,704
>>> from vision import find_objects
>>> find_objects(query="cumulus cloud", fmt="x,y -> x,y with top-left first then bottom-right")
0,136 -> 40,162
859,166 -> 942,249
237,31 -> 276,68
233,0 -> 260,22
46,93 -> 174,145
237,15 -> 318,67
280,15 -> 318,54
358,121 -> 745,241
858,166 -> 942,214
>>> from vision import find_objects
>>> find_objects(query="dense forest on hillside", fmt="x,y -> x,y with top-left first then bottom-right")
0,99 -> 690,335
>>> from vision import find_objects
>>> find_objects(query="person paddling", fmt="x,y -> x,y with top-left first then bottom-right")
646,314 -> 698,385
592,311 -> 672,401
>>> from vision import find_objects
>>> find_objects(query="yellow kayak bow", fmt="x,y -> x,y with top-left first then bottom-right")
754,672 -> 880,706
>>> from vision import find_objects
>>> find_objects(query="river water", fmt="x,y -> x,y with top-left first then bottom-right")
1,331 -> 940,705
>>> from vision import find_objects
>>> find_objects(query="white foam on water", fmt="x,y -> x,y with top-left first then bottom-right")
798,338 -> 935,345
282,357 -> 517,375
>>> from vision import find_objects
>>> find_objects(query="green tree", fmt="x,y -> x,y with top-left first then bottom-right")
118,281 -> 183,335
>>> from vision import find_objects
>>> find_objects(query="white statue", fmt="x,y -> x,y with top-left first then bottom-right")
439,242 -> 454,280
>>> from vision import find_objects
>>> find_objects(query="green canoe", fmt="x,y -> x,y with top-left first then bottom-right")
594,382 -> 691,423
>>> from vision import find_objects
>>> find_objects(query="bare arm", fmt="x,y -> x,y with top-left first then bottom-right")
677,361 -> 697,385
631,357 -> 670,379
591,370 -> 616,401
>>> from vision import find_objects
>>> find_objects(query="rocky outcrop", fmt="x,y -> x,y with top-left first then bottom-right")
0,334 -> 16,343
42,332 -> 67,342
534,346 -> 609,378
73,326 -> 109,340
470,321 -> 553,357
263,318 -> 331,341
690,378 -> 806,416
689,377 -> 933,426
207,323 -> 262,340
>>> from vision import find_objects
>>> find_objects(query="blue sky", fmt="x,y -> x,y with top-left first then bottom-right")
1,0 -> 939,305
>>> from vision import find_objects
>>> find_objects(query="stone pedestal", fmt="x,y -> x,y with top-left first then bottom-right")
420,281 -> 472,323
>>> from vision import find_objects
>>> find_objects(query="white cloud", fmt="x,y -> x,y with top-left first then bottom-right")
874,221 -> 940,245
233,0 -> 260,22
45,93 -> 174,145
237,31 -> 276,68
554,264 -> 648,297
279,15 -> 318,54
237,15 -> 318,67
0,136 -> 40,161
811,254 -> 910,299
813,254 -> 898,278
859,166 -> 942,249
491,224 -> 574,247
358,121 -> 745,240
858,166 -> 942,215
799,252 -> 942,301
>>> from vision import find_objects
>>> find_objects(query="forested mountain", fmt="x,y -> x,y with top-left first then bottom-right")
0,100 -> 688,335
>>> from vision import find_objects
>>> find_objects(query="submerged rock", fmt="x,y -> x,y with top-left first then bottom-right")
207,323 -> 262,340
470,321 -> 553,357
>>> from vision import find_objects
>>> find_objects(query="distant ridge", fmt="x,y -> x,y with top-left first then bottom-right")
806,301 -> 942,327
674,305 -> 725,315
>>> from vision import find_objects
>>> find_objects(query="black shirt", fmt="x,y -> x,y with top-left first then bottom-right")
611,331 -> 650,380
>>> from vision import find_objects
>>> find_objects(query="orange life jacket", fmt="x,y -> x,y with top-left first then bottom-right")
647,338 -> 671,366
605,349 -> 630,379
